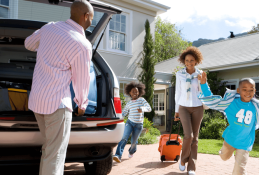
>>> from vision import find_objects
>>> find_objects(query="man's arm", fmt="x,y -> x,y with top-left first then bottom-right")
24,29 -> 41,52
70,49 -> 92,116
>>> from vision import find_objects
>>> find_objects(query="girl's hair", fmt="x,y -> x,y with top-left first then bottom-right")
124,82 -> 145,97
178,46 -> 203,65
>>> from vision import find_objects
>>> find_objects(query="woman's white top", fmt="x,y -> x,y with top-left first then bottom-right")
175,67 -> 203,112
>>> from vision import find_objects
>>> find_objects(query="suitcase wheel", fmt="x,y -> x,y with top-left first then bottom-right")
174,155 -> 180,162
161,155 -> 166,162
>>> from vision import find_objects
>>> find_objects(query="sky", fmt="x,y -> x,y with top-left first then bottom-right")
152,0 -> 259,42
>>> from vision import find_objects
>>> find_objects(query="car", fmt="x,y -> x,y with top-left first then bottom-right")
0,0 -> 124,174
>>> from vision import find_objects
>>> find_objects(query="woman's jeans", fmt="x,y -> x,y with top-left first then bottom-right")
115,119 -> 143,159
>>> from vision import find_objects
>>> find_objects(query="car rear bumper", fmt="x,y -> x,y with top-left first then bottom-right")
0,122 -> 125,146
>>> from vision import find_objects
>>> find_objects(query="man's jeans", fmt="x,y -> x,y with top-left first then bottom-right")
115,119 -> 143,159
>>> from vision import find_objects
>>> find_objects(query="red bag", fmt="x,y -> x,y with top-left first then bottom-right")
158,119 -> 182,162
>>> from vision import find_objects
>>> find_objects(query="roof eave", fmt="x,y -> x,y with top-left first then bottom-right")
200,60 -> 259,72
121,0 -> 170,14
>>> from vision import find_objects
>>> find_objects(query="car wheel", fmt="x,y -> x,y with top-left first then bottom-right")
84,151 -> 113,175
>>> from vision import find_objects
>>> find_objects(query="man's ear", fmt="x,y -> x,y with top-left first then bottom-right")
237,88 -> 240,93
84,12 -> 89,21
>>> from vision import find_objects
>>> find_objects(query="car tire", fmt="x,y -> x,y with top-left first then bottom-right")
84,151 -> 113,175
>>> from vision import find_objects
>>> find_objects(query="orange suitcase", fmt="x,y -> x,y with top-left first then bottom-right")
158,119 -> 182,162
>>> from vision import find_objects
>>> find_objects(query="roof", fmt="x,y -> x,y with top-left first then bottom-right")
155,32 -> 259,74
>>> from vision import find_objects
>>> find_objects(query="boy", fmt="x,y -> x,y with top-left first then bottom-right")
198,72 -> 259,175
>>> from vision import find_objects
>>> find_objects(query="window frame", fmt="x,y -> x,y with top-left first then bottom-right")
104,7 -> 132,55
0,0 -> 18,19
154,93 -> 165,112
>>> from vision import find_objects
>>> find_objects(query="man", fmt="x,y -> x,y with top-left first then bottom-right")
24,1 -> 94,175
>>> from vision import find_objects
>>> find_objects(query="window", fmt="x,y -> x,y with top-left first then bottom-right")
154,94 -> 164,111
226,84 -> 236,90
87,11 -> 104,33
109,14 -> 126,51
0,0 -> 9,6
223,79 -> 238,90
120,82 -> 131,102
0,0 -> 9,19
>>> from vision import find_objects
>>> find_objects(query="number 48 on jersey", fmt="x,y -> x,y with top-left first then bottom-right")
236,109 -> 252,125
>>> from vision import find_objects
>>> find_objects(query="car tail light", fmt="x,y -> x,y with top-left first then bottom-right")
114,87 -> 122,116
97,119 -> 124,126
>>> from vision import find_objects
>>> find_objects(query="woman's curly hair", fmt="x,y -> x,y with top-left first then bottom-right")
178,46 -> 203,65
124,82 -> 145,98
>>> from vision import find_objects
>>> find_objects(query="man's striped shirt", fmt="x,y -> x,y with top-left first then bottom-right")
25,19 -> 92,114
122,97 -> 151,123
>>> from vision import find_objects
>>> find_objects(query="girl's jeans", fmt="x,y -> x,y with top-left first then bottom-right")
115,119 -> 143,159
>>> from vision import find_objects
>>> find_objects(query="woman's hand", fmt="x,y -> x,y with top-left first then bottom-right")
198,71 -> 207,84
174,113 -> 180,121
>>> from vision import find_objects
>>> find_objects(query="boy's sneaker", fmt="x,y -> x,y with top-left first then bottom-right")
188,170 -> 195,175
113,155 -> 121,163
128,153 -> 133,158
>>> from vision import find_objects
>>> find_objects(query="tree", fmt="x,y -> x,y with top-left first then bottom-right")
138,19 -> 156,122
248,24 -> 259,34
154,17 -> 192,62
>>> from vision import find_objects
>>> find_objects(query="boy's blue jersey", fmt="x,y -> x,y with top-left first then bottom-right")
200,83 -> 256,151
223,98 -> 256,151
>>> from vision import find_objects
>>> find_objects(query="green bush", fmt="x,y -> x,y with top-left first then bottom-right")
199,117 -> 227,139
143,117 -> 153,130
148,127 -> 161,136
127,132 -> 158,145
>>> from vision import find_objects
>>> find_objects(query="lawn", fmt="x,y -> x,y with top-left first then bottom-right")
198,139 -> 259,158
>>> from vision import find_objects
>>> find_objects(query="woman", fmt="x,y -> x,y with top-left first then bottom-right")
174,46 -> 204,175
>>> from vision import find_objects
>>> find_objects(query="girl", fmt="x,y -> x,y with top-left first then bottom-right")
174,46 -> 204,175
113,82 -> 151,163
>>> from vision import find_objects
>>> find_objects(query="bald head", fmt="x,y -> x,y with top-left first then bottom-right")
70,0 -> 94,30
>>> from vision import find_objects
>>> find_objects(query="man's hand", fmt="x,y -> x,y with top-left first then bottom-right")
75,108 -> 85,116
198,71 -> 207,84
174,113 -> 180,121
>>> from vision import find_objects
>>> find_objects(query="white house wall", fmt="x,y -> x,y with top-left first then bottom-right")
17,0 -> 158,81
217,66 -> 259,81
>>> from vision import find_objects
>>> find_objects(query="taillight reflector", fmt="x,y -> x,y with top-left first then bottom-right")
0,117 -> 15,120
114,97 -> 122,113
97,119 -> 124,126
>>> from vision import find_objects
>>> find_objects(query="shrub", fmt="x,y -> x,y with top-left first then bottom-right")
148,127 -> 161,136
127,132 -> 158,145
199,117 -> 227,139
143,117 -> 153,130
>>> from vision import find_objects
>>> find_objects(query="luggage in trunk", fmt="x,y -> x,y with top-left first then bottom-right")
0,88 -> 30,112
70,61 -> 97,115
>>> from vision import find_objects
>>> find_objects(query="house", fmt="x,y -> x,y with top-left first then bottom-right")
155,32 -> 259,130
1,0 -> 171,130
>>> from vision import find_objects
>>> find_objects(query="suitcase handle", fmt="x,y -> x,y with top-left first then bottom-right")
168,117 -> 181,143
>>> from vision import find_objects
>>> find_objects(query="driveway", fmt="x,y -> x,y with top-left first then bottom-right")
64,143 -> 259,175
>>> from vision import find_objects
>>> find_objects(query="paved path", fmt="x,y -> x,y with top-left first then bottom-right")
64,143 -> 259,175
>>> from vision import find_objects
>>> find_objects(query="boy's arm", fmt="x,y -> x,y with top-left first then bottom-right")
198,72 -> 233,113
